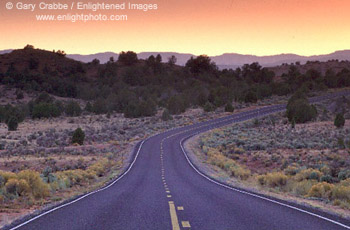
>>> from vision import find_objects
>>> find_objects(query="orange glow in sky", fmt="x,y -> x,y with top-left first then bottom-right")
1,0 -> 349,55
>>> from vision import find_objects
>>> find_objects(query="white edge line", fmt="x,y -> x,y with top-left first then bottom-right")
179,136 -> 350,230
7,106 -> 249,230
9,139 -> 147,230
8,90 -> 350,230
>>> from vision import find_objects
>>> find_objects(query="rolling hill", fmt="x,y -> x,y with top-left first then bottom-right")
1,49 -> 350,69
69,50 -> 350,69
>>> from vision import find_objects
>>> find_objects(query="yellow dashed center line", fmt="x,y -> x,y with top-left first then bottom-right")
182,221 -> 191,228
168,201 -> 181,230
158,109 -> 282,229
162,139 -> 190,230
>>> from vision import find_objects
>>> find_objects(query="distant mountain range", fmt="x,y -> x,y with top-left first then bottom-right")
1,49 -> 350,69
0,49 -> 13,55
67,52 -> 195,66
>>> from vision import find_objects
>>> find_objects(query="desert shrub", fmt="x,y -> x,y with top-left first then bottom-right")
42,166 -> 57,184
16,91 -> 24,100
307,182 -> 334,199
17,179 -> 31,196
84,102 -> 93,112
337,138 -> 345,148
65,101 -> 82,117
5,179 -> 19,195
207,148 -> 226,167
291,119 -> 296,129
0,171 -> 17,184
262,172 -> 288,188
58,170 -> 86,186
334,113 -> 345,128
0,104 -> 26,124
257,175 -> 266,185
54,173 -> 71,189
92,99 -> 108,114
31,103 -> 62,119
230,166 -> 251,180
6,116 -> 18,131
17,170 -> 49,198
42,166 -> 52,178
338,170 -> 350,181
332,185 -> 350,202
84,170 -> 97,180
340,179 -> 350,187
295,169 -> 322,182
320,166 -> 331,175
284,165 -> 299,176
320,175 -> 334,183
203,102 -> 215,112
205,147 -> 250,180
72,128 -> 85,145
0,175 -> 4,187
309,171 -> 321,181
34,92 -> 54,104
291,180 -> 316,196
4,172 -> 43,197
87,159 -> 109,177
224,103 -> 234,112
333,199 -> 342,206
161,109 -> 172,121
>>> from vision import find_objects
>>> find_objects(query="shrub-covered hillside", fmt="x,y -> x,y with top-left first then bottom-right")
1,45 -> 350,121
195,95 -> 350,211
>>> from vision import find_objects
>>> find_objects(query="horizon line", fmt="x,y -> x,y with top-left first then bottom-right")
2,47 -> 350,58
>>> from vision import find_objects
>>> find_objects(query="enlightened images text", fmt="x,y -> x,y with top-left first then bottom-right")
14,2 -> 158,12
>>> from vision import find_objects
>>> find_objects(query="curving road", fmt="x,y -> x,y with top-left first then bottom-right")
6,90 -> 350,230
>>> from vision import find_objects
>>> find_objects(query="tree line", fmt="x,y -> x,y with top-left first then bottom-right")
1,48 -> 350,126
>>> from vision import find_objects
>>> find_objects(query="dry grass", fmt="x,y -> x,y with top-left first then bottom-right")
189,95 -> 350,218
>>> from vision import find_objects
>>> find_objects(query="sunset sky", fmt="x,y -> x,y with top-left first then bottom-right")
1,0 -> 349,56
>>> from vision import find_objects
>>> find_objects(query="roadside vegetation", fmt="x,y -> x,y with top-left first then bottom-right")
0,100 -> 232,226
194,95 -> 350,214
0,158 -> 112,206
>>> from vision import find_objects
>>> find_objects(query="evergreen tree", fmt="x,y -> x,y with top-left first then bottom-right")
334,113 -> 345,128
203,102 -> 215,112
6,116 -> 18,131
85,102 -> 93,112
65,101 -> 82,117
72,128 -> 85,145
286,92 -> 317,124
162,109 -> 172,121
225,103 -> 234,112
244,91 -> 258,103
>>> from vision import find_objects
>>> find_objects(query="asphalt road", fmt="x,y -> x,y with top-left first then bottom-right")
7,90 -> 350,230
